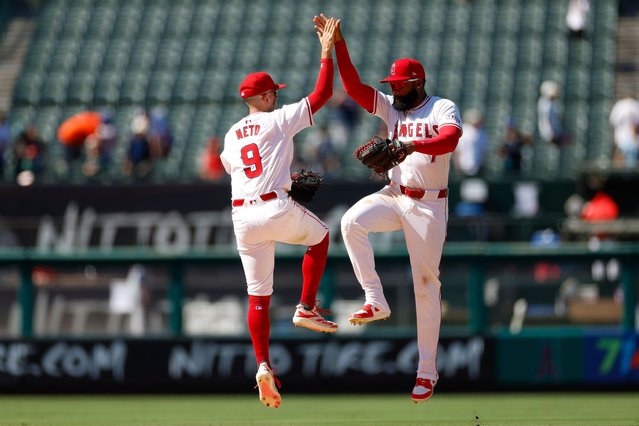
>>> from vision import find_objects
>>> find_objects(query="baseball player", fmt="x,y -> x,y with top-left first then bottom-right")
314,14 -> 462,403
221,18 -> 339,409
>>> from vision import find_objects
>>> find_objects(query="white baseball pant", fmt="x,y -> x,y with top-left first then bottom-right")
341,184 -> 447,381
232,191 -> 328,296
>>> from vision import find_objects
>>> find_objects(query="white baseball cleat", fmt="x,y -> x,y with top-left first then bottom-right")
411,378 -> 436,403
255,363 -> 281,408
292,303 -> 338,333
348,303 -> 391,325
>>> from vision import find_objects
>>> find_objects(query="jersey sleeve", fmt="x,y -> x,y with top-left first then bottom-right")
334,40 -> 376,113
275,99 -> 314,136
306,58 -> 334,114
371,91 -> 395,124
434,98 -> 463,131
220,132 -> 233,174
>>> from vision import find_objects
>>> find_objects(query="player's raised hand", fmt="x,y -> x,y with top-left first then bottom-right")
313,13 -> 327,33
314,13 -> 343,42
318,17 -> 338,54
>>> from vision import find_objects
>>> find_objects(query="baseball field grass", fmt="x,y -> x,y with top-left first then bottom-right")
0,393 -> 637,425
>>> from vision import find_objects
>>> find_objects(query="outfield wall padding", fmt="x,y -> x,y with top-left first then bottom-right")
1,332 -> 637,393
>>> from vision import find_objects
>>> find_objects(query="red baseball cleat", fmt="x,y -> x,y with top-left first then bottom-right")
411,378 -> 436,403
293,303 -> 338,333
348,303 -> 391,325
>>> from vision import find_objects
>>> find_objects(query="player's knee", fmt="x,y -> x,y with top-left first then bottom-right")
309,232 -> 329,252
414,275 -> 441,298
341,212 -> 364,237
247,280 -> 274,297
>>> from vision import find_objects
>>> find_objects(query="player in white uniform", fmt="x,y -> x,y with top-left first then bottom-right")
221,18 -> 339,409
314,15 -> 462,403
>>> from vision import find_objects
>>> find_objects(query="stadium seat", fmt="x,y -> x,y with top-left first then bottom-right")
8,0 -> 620,182
40,73 -> 70,105
93,73 -> 122,105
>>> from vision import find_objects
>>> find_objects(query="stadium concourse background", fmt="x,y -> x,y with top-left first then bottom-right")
0,0 -> 638,393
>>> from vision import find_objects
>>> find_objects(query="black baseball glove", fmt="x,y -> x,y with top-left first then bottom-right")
288,169 -> 323,203
354,136 -> 408,176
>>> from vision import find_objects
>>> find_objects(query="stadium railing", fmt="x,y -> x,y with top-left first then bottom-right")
2,241 -> 637,338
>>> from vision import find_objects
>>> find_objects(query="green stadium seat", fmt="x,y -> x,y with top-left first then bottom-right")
12,74 -> 43,106
180,39 -> 208,70
74,40 -> 105,75
66,72 -> 95,105
85,4 -> 116,40
10,0 -> 619,183
172,71 -> 202,103
93,73 -> 122,105
40,73 -> 70,105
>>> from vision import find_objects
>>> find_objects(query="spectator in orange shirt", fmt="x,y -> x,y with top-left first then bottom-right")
58,111 -> 101,155
57,111 -> 117,179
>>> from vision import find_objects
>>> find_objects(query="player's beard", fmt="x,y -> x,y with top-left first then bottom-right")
392,88 -> 419,111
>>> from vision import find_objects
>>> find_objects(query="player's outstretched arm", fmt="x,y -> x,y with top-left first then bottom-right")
314,14 -> 375,113
306,17 -> 337,114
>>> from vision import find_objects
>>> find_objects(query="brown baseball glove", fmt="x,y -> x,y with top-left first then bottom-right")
354,136 -> 408,176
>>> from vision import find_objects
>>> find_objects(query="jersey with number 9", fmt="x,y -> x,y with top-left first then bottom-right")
221,98 -> 313,199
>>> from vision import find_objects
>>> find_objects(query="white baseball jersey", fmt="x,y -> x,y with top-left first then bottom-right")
222,98 -> 328,296
341,90 -> 462,382
372,93 -> 462,189
221,98 -> 313,198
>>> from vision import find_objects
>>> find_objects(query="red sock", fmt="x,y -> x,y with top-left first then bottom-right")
247,295 -> 271,366
300,233 -> 329,308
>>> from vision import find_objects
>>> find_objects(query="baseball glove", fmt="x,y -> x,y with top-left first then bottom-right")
289,169 -> 323,203
354,136 -> 408,175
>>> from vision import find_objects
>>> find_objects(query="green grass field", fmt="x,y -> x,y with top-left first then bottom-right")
0,393 -> 637,425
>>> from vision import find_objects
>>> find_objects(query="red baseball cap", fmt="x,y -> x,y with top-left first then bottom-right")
239,72 -> 287,99
380,58 -> 425,83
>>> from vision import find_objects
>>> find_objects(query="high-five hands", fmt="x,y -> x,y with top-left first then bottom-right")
314,13 -> 343,42
317,16 -> 339,56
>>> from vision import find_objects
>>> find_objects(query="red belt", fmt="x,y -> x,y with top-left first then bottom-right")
232,191 -> 278,207
399,185 -> 448,200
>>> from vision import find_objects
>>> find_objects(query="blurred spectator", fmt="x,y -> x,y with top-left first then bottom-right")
499,117 -> 532,175
109,264 -> 151,335
453,109 -> 489,177
302,124 -> 342,179
513,181 -> 540,218
455,178 -> 489,220
82,110 -> 118,179
576,173 -> 622,269
148,106 -> 173,159
199,136 -> 225,181
609,95 -> 639,168
123,110 -> 153,179
57,110 -> 118,179
130,108 -> 150,135
581,190 -> 620,246
57,111 -> 102,173
13,124 -> 46,186
327,88 -> 360,151
0,111 -> 11,179
566,0 -> 590,39
581,191 -> 619,222
537,80 -> 568,146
